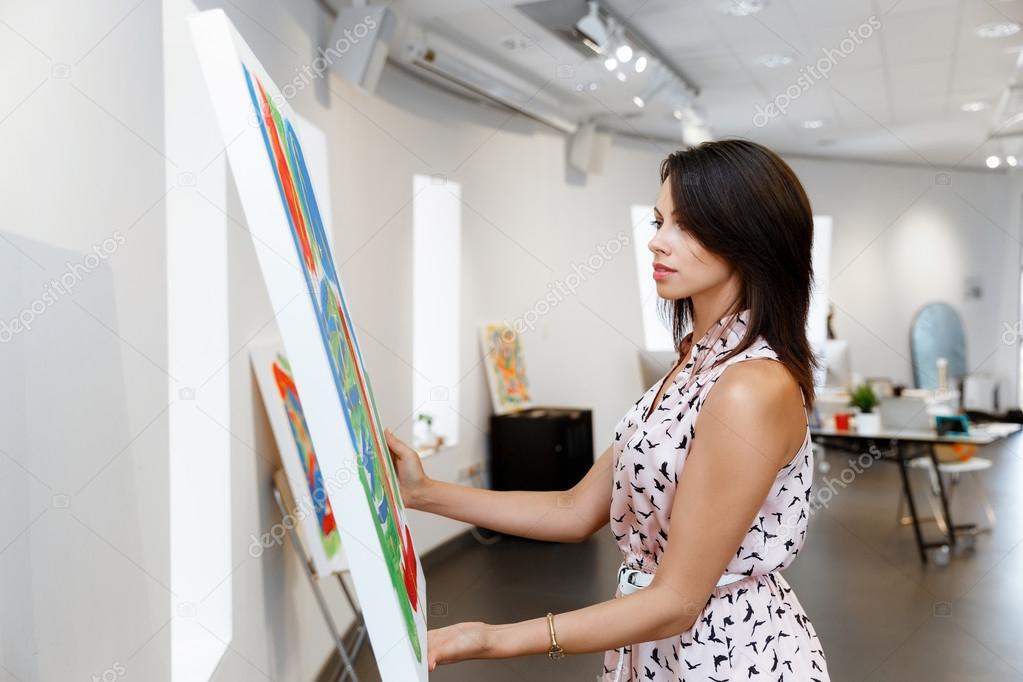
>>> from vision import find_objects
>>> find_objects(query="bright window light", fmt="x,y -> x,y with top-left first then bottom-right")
412,175 -> 461,453
166,3 -> 231,677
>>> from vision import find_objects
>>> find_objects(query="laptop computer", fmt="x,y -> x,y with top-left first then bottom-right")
879,396 -> 934,432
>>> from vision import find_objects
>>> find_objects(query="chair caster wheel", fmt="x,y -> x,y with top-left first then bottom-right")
956,534 -> 977,551
929,545 -> 951,567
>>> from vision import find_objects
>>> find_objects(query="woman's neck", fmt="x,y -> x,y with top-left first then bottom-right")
689,280 -> 742,344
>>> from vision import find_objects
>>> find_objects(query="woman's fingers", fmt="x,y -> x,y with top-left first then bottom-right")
384,427 -> 405,459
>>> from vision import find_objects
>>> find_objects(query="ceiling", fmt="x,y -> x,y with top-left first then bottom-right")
385,0 -> 1023,168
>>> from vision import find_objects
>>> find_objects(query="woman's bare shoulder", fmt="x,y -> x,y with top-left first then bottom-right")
703,359 -> 806,462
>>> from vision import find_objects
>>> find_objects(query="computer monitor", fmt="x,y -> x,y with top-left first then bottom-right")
823,339 -> 852,389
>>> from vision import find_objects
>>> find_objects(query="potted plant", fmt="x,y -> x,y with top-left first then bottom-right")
849,383 -> 881,435
414,412 -> 441,451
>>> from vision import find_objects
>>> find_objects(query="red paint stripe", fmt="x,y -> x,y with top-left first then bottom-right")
256,79 -> 315,272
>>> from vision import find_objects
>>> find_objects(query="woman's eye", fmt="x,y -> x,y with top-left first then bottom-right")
649,220 -> 661,230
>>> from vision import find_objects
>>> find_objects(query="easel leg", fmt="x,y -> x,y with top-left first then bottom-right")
336,571 -> 368,659
272,485 -> 360,682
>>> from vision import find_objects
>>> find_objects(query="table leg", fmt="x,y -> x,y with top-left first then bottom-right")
928,444 -> 972,549
894,440 -> 929,564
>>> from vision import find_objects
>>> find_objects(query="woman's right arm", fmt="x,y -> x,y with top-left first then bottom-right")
385,428 -> 614,544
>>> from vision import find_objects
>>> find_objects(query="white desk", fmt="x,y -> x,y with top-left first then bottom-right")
810,422 -> 1021,564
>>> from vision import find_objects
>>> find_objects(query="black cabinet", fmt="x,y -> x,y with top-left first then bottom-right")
488,407 -> 594,492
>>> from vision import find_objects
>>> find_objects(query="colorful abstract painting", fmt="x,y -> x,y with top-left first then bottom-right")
480,322 -> 533,414
251,345 -> 345,577
243,63 -> 420,656
273,356 -> 341,555
190,11 -> 426,680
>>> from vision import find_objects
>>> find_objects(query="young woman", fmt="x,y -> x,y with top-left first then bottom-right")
384,139 -> 830,681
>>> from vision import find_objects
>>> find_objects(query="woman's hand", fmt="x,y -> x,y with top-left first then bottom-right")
384,427 -> 430,509
427,622 -> 492,671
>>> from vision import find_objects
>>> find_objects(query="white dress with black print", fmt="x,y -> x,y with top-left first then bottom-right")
601,309 -> 830,682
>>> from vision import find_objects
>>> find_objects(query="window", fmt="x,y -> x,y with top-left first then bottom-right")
412,175 -> 461,453
630,207 -> 835,360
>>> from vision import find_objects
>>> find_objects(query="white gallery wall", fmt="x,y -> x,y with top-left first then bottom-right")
0,1 -> 1021,681
785,156 -> 1019,407
0,1 -> 172,680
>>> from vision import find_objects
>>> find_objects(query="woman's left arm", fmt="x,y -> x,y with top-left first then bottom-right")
427,360 -> 807,670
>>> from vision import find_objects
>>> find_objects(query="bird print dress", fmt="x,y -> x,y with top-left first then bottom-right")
600,309 -> 829,682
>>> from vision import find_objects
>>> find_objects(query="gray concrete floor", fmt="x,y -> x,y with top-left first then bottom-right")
350,431 -> 1023,681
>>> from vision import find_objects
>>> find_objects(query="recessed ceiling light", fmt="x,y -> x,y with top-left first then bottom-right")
604,57 -> 618,71
976,21 -> 1021,38
616,44 -> 633,63
987,155 -> 1002,168
633,95 -> 645,108
616,70 -> 627,82
961,101 -> 987,112
1008,155 -> 1019,167
719,0 -> 767,16
754,53 -> 794,68
802,119 -> 824,129
634,55 -> 648,73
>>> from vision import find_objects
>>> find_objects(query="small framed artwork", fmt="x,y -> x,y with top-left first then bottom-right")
480,322 -> 534,414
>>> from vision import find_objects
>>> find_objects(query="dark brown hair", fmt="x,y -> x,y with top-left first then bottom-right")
658,139 -> 818,407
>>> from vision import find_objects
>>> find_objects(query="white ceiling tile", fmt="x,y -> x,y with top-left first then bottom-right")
879,5 -> 961,63
786,0 -> 877,27
681,55 -> 760,87
949,55 -> 1016,94
878,0 -> 960,15
887,58 -> 951,98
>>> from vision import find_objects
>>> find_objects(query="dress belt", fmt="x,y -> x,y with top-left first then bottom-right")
616,561 -> 746,596
610,562 -> 748,682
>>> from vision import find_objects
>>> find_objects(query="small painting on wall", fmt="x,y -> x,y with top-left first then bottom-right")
480,322 -> 534,414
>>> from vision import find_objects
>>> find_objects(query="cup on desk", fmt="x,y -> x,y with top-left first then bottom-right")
834,412 -> 851,431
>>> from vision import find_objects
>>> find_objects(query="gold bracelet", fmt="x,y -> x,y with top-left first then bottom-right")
546,612 -> 564,659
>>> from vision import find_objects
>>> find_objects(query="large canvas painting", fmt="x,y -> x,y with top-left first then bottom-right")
190,10 -> 426,679
251,344 -> 346,577
480,322 -> 533,414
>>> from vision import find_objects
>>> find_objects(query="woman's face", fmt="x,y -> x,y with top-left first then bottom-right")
647,175 -> 735,301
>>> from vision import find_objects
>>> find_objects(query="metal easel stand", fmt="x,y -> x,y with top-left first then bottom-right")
272,483 -> 367,682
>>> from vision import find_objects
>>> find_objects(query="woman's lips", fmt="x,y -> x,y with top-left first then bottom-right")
652,263 -> 676,280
